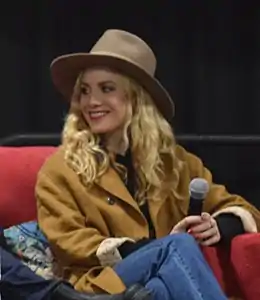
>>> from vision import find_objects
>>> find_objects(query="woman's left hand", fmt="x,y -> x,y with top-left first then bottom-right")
189,212 -> 221,246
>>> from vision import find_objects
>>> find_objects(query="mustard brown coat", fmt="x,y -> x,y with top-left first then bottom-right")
36,145 -> 260,294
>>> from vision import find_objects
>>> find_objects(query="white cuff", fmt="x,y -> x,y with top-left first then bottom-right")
212,206 -> 257,233
96,237 -> 135,267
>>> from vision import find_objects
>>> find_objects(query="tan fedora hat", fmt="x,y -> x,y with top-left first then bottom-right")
50,29 -> 175,121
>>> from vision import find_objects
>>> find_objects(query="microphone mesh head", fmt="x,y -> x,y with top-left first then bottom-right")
189,178 -> 209,200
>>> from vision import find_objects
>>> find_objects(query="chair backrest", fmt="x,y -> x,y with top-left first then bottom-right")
1,133 -> 259,229
0,146 -> 56,228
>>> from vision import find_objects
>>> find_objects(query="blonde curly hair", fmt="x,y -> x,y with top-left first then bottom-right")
62,70 -> 182,204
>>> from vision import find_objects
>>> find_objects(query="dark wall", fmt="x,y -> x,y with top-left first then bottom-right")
1,1 -> 260,207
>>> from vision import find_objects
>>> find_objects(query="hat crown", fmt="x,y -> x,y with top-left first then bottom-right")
90,29 -> 157,76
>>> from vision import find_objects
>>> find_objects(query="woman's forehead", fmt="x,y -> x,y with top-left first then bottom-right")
81,68 -> 121,84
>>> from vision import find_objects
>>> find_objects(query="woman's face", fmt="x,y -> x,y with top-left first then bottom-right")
79,68 -> 129,135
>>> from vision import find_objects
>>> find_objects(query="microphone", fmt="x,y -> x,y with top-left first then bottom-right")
188,178 -> 209,215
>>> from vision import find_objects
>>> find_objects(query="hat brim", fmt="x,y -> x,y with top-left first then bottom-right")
50,53 -> 175,121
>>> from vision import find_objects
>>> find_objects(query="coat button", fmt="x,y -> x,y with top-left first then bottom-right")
107,197 -> 115,205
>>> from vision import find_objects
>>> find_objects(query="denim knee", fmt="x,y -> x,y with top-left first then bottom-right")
164,233 -> 198,249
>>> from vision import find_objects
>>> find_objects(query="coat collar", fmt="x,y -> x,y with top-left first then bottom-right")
95,149 -> 187,224
95,163 -> 173,225
95,165 -> 140,211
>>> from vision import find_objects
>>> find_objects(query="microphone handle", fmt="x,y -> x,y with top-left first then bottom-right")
188,197 -> 204,216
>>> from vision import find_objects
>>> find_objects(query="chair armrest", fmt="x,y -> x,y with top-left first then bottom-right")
231,233 -> 260,300
202,244 -> 242,298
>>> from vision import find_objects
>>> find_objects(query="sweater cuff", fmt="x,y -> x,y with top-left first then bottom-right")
96,237 -> 135,267
212,206 -> 257,233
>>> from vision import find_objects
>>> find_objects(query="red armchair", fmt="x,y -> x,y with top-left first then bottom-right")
0,146 -> 260,300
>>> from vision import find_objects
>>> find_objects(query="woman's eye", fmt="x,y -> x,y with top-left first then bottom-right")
102,86 -> 114,93
80,87 -> 89,95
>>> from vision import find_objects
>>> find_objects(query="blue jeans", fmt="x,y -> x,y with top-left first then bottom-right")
1,246 -> 58,300
114,233 -> 227,300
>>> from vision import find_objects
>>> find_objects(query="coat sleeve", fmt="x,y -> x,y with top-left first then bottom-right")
35,166 -> 126,294
176,145 -> 260,232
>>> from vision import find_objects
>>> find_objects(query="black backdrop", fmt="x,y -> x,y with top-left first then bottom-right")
1,1 -> 260,207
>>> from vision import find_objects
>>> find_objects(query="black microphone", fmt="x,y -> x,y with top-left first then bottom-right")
188,178 -> 209,215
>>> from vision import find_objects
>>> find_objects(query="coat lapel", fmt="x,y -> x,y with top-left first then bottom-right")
95,166 -> 140,211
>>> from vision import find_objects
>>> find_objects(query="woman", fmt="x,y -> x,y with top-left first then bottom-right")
36,29 -> 260,299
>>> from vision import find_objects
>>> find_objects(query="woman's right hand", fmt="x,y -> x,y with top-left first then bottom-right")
170,216 -> 203,234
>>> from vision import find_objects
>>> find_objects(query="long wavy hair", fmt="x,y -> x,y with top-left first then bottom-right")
62,70 -> 182,204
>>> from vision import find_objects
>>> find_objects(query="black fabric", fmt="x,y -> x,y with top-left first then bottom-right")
140,202 -> 156,239
215,213 -> 245,245
116,150 -> 156,239
116,150 -> 136,199
118,239 -> 152,259
0,232 -> 7,249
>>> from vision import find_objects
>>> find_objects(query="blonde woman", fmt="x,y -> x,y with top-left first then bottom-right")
36,30 -> 260,300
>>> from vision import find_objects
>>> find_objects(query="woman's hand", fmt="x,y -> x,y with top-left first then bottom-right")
170,215 -> 204,234
189,212 -> 221,246
170,212 -> 221,246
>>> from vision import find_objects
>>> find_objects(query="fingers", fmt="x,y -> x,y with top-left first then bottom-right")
181,216 -> 203,227
201,212 -> 211,221
189,216 -> 220,245
171,213 -> 221,246
193,227 -> 216,240
171,215 -> 203,234
200,233 -> 220,246
174,216 -> 202,231
191,214 -> 217,233
190,220 -> 212,234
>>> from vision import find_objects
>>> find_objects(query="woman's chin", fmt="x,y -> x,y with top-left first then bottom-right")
90,125 -> 116,135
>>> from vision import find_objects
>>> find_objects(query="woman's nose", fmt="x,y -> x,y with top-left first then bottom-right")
88,94 -> 102,106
